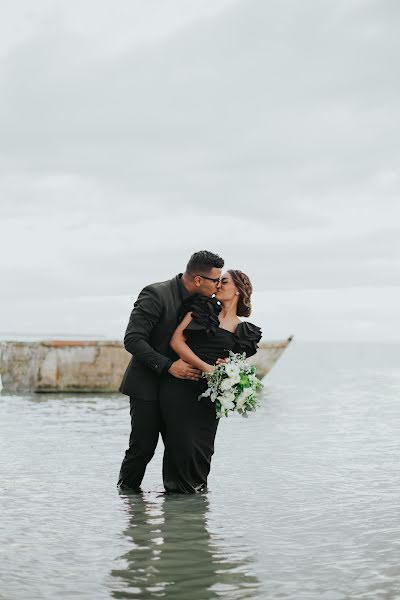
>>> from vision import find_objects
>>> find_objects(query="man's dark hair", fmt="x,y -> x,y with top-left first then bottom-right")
186,250 -> 224,275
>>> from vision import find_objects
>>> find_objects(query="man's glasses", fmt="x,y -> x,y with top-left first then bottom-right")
188,272 -> 222,283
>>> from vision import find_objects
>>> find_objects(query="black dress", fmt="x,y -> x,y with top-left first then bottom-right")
160,295 -> 262,493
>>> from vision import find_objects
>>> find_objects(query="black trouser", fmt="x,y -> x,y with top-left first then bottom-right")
118,395 -> 164,489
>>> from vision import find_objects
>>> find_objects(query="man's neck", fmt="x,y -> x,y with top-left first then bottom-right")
181,272 -> 196,295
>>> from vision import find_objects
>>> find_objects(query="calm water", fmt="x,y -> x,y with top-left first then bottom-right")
1,342 -> 400,600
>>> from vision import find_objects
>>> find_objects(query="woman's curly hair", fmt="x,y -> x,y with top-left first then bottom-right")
228,269 -> 253,317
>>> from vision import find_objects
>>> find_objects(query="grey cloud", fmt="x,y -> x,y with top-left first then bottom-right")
1,0 -> 399,217
1,0 -> 400,341
1,223 -> 398,305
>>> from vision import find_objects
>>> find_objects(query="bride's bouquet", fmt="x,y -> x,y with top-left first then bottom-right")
199,351 -> 264,418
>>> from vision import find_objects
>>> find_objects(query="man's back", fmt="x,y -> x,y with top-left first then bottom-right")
119,274 -> 188,396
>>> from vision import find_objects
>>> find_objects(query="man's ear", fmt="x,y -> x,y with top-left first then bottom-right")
194,276 -> 202,288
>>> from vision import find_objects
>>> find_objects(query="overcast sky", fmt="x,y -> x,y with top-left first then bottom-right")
0,0 -> 399,341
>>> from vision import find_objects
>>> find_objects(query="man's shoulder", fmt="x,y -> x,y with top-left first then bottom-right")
144,276 -> 177,295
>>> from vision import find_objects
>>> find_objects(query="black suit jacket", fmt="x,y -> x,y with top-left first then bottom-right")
119,274 -> 190,397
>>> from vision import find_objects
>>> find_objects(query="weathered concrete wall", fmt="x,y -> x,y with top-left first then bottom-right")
0,338 -> 292,393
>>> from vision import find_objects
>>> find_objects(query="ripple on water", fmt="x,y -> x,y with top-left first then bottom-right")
1,343 -> 400,599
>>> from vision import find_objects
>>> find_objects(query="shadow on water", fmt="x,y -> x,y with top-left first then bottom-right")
110,491 -> 261,600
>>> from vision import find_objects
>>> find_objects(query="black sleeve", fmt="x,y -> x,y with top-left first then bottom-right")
233,322 -> 262,358
123,285 -> 172,376
181,295 -> 221,338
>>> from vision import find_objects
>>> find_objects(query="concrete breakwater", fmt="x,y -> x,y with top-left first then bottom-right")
0,337 -> 293,393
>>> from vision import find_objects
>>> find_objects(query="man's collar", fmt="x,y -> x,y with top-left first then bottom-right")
177,273 -> 190,301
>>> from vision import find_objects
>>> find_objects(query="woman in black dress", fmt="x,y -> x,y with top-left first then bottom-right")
160,270 -> 262,493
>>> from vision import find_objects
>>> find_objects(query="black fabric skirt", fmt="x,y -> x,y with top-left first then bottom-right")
159,374 -> 219,493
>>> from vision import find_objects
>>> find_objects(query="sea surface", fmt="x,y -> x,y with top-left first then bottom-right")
1,342 -> 400,600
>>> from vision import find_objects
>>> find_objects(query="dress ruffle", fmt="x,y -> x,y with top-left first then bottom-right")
180,295 -> 222,337
233,322 -> 262,358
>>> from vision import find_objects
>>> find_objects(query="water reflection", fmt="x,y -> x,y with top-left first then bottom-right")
111,492 -> 261,600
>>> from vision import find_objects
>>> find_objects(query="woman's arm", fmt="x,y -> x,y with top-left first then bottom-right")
170,313 -> 214,373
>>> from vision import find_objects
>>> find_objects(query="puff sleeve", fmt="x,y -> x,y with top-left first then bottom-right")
179,295 -> 222,338
233,322 -> 262,357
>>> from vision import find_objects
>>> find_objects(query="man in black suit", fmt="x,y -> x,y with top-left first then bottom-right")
118,250 -> 224,491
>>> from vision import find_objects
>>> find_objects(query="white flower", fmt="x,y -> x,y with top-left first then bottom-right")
222,390 -> 235,403
235,387 -> 254,410
225,363 -> 240,379
236,393 -> 246,409
242,387 -> 254,398
220,378 -> 232,391
220,377 -> 239,391
199,351 -> 263,417
218,393 -> 235,411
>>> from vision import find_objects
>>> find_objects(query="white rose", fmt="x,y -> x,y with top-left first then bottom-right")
218,394 -> 235,411
243,387 -> 253,398
225,364 -> 240,379
220,378 -> 234,391
222,390 -> 235,403
236,393 -> 246,409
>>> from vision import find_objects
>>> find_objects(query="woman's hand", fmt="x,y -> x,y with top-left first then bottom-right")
203,364 -> 215,374
215,357 -> 228,366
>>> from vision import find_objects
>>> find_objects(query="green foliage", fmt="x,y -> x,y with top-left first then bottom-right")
199,351 -> 264,418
